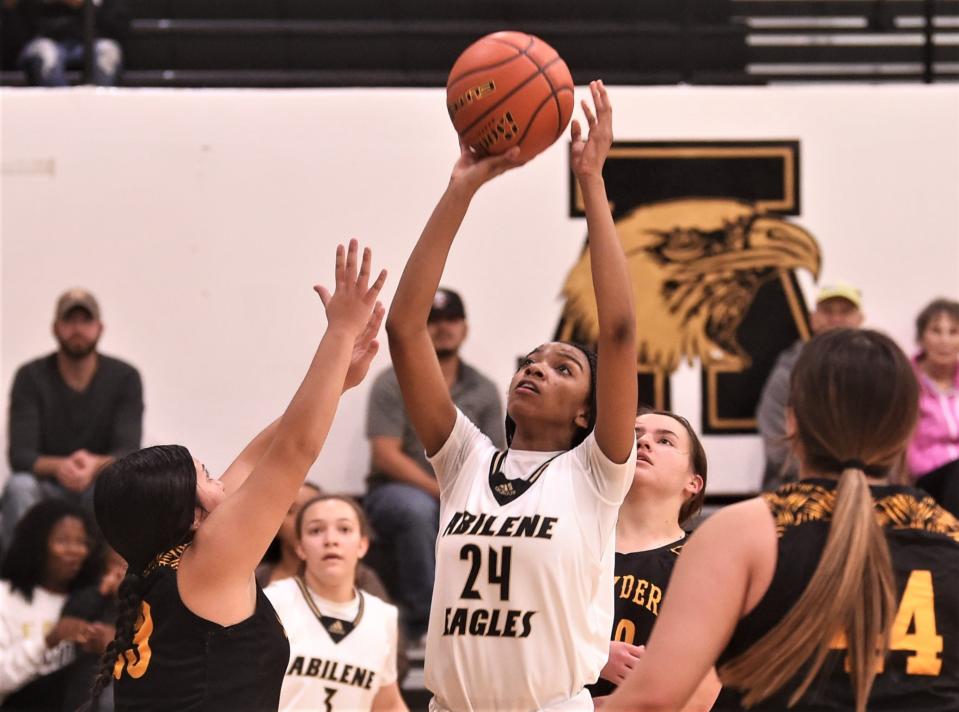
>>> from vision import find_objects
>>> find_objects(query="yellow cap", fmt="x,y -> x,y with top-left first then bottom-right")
816,281 -> 862,310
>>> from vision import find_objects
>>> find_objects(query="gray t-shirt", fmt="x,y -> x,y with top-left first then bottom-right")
366,362 -> 505,486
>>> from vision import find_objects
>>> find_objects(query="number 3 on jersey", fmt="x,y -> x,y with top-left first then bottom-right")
460,545 -> 513,601
831,569 -> 943,676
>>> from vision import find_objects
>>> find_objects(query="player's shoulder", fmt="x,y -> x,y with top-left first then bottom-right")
361,589 -> 399,623
263,576 -> 301,608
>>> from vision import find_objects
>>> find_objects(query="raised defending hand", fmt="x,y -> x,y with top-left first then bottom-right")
570,80 -> 613,179
449,139 -> 523,195
342,301 -> 385,391
314,239 -> 387,340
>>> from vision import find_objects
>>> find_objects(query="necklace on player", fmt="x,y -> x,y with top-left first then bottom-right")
294,576 -> 365,644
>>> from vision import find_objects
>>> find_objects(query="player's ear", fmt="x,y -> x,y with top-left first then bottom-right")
357,536 -> 370,560
294,543 -> 307,562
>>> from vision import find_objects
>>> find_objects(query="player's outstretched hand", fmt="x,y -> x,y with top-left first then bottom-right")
342,301 -> 385,391
570,80 -> 612,180
449,139 -> 523,195
314,239 -> 387,341
599,641 -> 644,685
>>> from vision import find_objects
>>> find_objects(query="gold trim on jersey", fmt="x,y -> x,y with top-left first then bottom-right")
293,576 -> 365,644
143,543 -> 189,576
762,482 -> 959,543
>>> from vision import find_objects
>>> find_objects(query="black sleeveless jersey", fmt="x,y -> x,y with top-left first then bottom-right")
113,544 -> 290,711
716,479 -> 959,711
587,536 -> 686,698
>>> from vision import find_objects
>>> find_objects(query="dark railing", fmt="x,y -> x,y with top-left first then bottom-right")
2,0 -> 957,86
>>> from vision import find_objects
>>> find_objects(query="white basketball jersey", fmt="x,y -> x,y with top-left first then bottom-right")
425,409 -> 636,712
265,578 -> 399,712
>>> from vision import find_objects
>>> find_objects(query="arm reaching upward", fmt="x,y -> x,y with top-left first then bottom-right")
571,81 -> 637,464
180,240 -> 386,622
385,144 -> 520,460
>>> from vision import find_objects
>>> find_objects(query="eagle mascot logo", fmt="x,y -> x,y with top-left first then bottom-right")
558,198 -> 821,373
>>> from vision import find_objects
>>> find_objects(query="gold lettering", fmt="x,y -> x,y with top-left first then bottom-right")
114,601 -> 153,680
632,579 -> 649,606
647,584 -> 663,615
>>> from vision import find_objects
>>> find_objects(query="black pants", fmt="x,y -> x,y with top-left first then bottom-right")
915,459 -> 959,518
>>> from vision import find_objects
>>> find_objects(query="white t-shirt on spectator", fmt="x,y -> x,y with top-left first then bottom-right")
424,409 -> 636,712
0,580 -> 75,702
265,577 -> 399,712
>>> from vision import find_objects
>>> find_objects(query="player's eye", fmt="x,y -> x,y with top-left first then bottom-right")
557,364 -> 571,375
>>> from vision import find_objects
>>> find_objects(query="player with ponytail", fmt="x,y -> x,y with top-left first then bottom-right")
605,328 -> 959,711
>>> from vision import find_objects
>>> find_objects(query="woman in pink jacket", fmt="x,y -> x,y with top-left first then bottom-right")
908,297 -> 959,516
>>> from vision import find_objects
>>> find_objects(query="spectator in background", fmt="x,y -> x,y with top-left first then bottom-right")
908,297 -> 959,516
1,288 -> 143,550
756,282 -> 864,490
10,0 -> 128,86
0,499 -> 104,710
364,288 -> 504,641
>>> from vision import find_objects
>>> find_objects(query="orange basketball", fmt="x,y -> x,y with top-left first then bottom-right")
446,31 -> 574,163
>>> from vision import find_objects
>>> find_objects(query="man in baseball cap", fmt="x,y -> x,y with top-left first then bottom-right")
757,280 -> 865,490
1,288 -> 143,548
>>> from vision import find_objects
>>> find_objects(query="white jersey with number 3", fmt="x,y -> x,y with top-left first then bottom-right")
265,578 -> 399,712
425,409 -> 636,712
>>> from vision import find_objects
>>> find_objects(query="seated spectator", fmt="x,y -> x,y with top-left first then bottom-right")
11,0 -> 128,86
60,547 -> 125,712
908,297 -> 959,516
0,499 -> 104,709
364,288 -> 504,641
1,288 -> 143,551
756,282 -> 864,489
264,495 -> 408,712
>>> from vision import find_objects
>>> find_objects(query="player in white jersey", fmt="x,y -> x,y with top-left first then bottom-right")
386,80 -> 638,711
265,495 -> 408,712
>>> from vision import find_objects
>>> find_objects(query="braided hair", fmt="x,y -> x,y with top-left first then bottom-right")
79,572 -> 145,711
83,445 -> 199,710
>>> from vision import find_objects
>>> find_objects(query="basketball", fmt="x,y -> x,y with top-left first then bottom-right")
446,31 -> 575,162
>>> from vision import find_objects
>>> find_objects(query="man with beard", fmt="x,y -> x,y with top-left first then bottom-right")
364,288 -> 503,644
1,289 -> 142,550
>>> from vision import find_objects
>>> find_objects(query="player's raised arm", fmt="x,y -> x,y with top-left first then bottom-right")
571,80 -> 637,464
183,241 -> 386,596
385,144 -> 520,457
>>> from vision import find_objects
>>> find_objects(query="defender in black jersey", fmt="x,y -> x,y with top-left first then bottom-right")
715,479 -> 959,710
605,330 -> 959,712
84,241 -> 386,712
588,411 -> 719,710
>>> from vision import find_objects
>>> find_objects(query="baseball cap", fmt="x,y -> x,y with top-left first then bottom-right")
428,288 -> 466,322
816,281 -> 862,310
55,288 -> 100,321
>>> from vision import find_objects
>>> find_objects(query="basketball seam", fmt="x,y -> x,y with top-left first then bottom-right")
519,39 -> 566,140
446,35 -> 533,89
514,92 -> 559,150
458,54 -> 565,138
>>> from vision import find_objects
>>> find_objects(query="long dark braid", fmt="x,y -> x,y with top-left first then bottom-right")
81,443 -> 201,712
79,573 -> 145,712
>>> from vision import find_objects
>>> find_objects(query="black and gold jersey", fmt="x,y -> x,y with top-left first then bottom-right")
716,479 -> 959,711
588,536 -> 685,698
112,544 -> 290,712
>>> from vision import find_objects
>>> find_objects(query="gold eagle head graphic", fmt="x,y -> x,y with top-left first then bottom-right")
558,198 -> 822,373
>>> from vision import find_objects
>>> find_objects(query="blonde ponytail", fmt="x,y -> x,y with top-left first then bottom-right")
719,466 -> 897,711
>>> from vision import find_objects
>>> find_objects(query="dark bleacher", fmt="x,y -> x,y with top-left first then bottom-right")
1,1 -> 957,87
